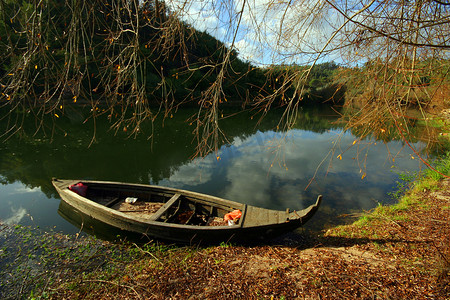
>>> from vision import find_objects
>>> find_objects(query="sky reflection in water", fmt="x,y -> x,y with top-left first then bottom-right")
159,128 -> 423,230
0,181 -> 57,227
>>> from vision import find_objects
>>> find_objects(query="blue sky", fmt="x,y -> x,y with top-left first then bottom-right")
166,0 -> 347,66
165,0 -> 450,66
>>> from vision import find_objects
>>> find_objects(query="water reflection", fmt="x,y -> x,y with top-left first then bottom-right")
57,200 -> 147,242
0,106 -> 425,234
160,129 -> 424,230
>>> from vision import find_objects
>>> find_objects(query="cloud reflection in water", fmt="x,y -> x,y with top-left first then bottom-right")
3,207 -> 27,225
161,128 -> 423,228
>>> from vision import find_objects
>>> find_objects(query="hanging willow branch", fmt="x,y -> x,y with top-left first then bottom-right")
0,0 -> 262,156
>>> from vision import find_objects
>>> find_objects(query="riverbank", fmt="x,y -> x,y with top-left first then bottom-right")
1,177 -> 449,299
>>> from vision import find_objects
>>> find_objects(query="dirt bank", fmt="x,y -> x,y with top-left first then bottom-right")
1,180 -> 449,299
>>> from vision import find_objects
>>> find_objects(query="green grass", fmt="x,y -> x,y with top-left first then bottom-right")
424,151 -> 450,180
0,223 -> 180,299
332,150 -> 450,238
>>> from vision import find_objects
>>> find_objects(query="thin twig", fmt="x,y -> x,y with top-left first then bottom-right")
132,242 -> 162,264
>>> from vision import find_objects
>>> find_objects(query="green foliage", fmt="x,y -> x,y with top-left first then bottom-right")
341,58 -> 450,111
387,152 -> 449,204
263,62 -> 342,105
219,241 -> 232,248
0,0 -> 264,109
353,149 -> 450,232
425,151 -> 450,181
388,171 -> 417,200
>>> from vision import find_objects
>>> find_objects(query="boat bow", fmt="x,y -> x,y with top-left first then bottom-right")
289,195 -> 322,223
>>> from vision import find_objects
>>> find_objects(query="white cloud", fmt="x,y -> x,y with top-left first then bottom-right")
0,182 -> 41,196
161,126 -> 423,213
166,0 -> 342,65
162,156 -> 216,186
13,186 -> 40,194
2,207 -> 27,225
222,158 -> 271,207
167,1 -> 228,37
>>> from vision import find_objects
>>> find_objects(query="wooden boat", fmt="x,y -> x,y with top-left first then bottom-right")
52,178 -> 322,244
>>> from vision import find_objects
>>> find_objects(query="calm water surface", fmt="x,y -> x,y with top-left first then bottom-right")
0,107 -> 425,237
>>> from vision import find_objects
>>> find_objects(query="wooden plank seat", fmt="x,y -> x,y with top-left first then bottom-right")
149,193 -> 181,221
105,197 -> 121,208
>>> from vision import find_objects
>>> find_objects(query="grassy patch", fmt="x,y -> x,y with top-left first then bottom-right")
325,149 -> 449,246
0,224 -> 176,299
368,151 -> 450,225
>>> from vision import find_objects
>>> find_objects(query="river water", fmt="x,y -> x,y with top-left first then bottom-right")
0,106 -> 426,237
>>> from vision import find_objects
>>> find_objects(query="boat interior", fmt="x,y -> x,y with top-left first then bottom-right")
82,182 -> 238,226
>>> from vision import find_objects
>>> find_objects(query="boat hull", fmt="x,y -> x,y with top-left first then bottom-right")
52,178 -> 321,244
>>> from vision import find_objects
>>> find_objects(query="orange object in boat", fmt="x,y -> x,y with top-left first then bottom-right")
224,209 -> 242,221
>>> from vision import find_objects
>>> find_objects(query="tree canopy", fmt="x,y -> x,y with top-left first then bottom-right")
0,0 -> 449,157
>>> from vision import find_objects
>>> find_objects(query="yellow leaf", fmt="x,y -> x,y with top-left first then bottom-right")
60,105 -> 63,109
337,154 -> 342,160
73,96 -> 77,103
35,65 -> 38,69
352,140 -> 357,145
216,156 -> 220,161
361,173 -> 366,180
54,113 -> 59,118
